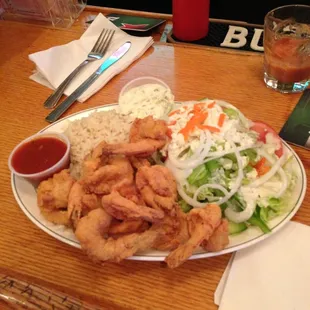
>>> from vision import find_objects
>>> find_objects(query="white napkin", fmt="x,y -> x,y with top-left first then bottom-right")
28,13 -> 154,102
215,221 -> 310,310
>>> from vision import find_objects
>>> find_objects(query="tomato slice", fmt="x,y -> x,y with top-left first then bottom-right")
250,121 -> 283,157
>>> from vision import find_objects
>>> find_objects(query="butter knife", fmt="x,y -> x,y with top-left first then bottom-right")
45,41 -> 131,123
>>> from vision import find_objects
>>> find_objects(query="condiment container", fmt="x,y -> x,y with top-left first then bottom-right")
8,132 -> 70,187
119,76 -> 171,100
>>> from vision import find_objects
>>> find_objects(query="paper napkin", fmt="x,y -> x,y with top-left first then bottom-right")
28,13 -> 154,102
215,221 -> 310,309
214,254 -> 234,306
215,221 -> 310,310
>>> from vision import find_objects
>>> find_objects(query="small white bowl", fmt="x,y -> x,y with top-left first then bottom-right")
8,132 -> 71,187
119,76 -> 171,102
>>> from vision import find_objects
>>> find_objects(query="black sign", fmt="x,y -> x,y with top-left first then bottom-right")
168,20 -> 264,53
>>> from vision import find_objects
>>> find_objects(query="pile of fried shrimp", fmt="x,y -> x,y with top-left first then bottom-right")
37,116 -> 229,268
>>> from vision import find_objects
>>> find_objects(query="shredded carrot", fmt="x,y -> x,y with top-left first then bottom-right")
188,103 -> 205,114
254,157 -> 270,176
168,109 -> 180,117
218,113 -> 226,127
208,102 -> 215,108
179,112 -> 208,140
197,124 -> 220,133
194,102 -> 206,111
169,120 -> 177,126
169,105 -> 190,117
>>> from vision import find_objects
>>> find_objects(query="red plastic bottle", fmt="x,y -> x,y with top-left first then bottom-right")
172,0 -> 210,41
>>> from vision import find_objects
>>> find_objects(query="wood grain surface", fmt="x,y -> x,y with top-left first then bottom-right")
0,7 -> 309,310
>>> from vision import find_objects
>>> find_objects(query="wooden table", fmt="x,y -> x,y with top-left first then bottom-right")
0,6 -> 309,310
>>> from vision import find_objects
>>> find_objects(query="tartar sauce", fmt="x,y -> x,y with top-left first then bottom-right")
119,83 -> 175,119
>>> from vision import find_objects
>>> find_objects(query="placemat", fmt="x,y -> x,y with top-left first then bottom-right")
167,19 -> 264,53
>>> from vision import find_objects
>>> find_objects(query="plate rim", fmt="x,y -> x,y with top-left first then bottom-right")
11,103 -> 308,261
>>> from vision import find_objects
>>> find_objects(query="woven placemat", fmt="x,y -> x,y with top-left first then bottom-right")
167,19 -> 264,53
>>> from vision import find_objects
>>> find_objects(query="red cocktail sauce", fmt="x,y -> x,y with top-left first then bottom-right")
11,137 -> 67,174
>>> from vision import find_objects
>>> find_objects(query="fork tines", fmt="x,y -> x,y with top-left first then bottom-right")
93,28 -> 115,55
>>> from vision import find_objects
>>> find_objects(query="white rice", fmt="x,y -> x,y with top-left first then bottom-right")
65,109 -> 134,179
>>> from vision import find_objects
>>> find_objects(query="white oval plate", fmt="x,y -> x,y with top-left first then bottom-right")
11,104 -> 307,261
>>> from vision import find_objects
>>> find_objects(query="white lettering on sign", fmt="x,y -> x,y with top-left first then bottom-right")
250,28 -> 264,51
220,26 -> 248,48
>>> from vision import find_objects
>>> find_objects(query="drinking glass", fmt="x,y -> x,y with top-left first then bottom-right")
263,5 -> 310,93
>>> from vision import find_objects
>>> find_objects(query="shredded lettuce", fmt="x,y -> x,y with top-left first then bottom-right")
258,197 -> 286,222
197,187 -> 225,202
187,159 -> 220,187
224,194 -> 271,234
240,148 -> 258,165
247,212 -> 271,234
223,108 -> 239,119
205,159 -> 220,172
187,164 -> 210,187
224,153 -> 237,163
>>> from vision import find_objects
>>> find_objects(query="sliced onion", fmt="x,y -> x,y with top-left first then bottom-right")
168,131 -> 213,169
224,199 -> 256,223
206,144 -> 260,161
217,141 -> 244,205
193,184 -> 229,202
247,149 -> 286,189
167,133 -> 204,169
177,185 -> 207,208
276,168 -> 288,198
165,158 -> 192,185
252,149 -> 288,197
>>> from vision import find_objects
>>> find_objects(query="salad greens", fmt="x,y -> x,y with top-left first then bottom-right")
165,99 -> 298,237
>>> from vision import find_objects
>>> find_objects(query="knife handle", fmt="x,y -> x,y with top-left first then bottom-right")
43,60 -> 89,109
45,73 -> 99,123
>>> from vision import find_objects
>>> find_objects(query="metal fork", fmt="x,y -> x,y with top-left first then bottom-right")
44,28 -> 115,109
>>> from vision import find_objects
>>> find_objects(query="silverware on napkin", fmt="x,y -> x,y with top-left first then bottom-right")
45,41 -> 131,123
43,28 -> 115,109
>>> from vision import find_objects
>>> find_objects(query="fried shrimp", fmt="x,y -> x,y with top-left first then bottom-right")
98,139 -> 166,158
128,156 -> 151,170
40,210 -> 70,226
152,205 -> 189,251
108,219 -> 149,235
201,219 -> 229,252
102,191 -> 165,223
67,181 -> 101,228
82,141 -> 109,178
100,116 -> 168,158
82,156 -> 134,195
75,208 -> 160,263
129,116 -> 168,142
37,169 -> 75,211
35,113 -> 233,266
165,204 -> 222,268
136,165 -> 177,213
37,169 -> 75,225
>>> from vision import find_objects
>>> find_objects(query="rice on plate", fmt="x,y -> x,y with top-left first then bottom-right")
65,110 -> 134,179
